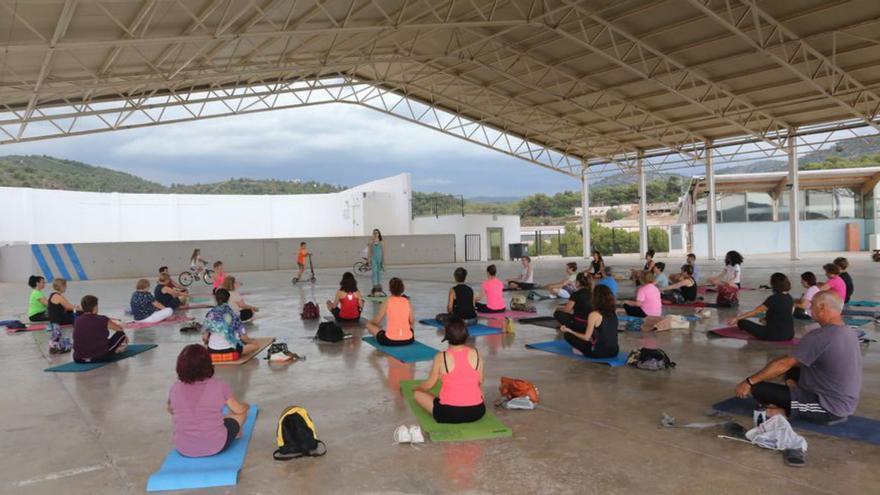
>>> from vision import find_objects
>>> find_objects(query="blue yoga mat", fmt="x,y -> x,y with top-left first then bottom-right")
848,300 -> 880,307
619,314 -> 700,323
418,319 -> 502,337
146,405 -> 259,492
525,340 -> 628,367
44,344 -> 157,372
362,336 -> 438,362
843,309 -> 875,317
713,397 -> 880,446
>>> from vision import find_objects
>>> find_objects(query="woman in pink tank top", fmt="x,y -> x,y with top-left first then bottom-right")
367,277 -> 414,346
475,264 -> 506,313
413,317 -> 485,423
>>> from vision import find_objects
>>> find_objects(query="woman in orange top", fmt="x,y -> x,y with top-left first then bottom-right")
367,277 -> 414,346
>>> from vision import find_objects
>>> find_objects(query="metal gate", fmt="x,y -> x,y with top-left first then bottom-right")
464,234 -> 481,261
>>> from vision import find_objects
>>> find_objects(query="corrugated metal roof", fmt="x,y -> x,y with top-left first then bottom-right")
2,0 -> 880,169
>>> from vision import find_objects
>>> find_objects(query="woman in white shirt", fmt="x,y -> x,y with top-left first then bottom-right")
709,250 -> 743,288
506,256 -> 535,290
793,271 -> 819,319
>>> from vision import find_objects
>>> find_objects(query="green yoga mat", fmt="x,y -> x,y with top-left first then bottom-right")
44,344 -> 158,372
399,380 -> 512,442
364,295 -> 388,303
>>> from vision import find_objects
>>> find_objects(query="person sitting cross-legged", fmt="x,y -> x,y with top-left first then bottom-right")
168,344 -> 250,457
553,273 -> 592,331
413,316 -> 485,424
435,267 -> 478,326
73,295 -> 128,363
131,278 -> 173,324
621,270 -> 662,317
560,285 -> 619,358
734,291 -> 862,467
727,272 -> 794,342
367,277 -> 415,346
662,264 -> 698,303
203,289 -> 260,360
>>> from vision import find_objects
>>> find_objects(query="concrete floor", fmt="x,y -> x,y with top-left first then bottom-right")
1,252 -> 878,494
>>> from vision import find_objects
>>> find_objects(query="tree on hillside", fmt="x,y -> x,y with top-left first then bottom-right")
605,208 -> 626,222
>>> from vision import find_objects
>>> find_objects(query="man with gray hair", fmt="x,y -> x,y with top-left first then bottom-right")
735,290 -> 862,426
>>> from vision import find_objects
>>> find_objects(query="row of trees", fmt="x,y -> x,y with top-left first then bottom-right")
534,221 -> 670,256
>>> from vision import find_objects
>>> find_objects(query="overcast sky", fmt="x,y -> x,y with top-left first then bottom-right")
1,103 -> 580,198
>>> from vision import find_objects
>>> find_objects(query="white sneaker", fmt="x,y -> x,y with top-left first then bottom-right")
548,294 -> 557,299
394,425 -> 412,443
409,425 -> 425,444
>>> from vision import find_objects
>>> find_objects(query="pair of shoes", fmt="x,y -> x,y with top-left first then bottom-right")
393,425 -> 424,444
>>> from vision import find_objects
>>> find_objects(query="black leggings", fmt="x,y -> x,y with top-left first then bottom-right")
563,332 -> 617,359
376,330 -> 414,346
553,310 -> 584,332
432,398 -> 486,424
475,303 -> 504,313
508,282 -> 534,290
29,312 -> 49,322
738,319 -> 794,341
623,305 -> 647,317
793,308 -> 811,320
331,308 -> 361,322
239,309 -> 254,322
218,418 -> 241,454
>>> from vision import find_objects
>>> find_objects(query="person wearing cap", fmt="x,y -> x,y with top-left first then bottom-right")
412,317 -> 485,424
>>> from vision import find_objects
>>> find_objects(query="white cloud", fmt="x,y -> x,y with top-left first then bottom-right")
113,103 -> 492,162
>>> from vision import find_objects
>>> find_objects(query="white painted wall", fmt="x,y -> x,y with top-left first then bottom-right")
412,214 -> 521,262
0,174 -> 412,244
692,218 -> 866,257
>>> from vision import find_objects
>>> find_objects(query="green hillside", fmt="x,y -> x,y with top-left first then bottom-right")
0,155 -> 344,194
0,155 -> 166,192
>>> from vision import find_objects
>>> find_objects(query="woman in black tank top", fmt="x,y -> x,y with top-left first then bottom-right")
560,285 -> 619,358
662,264 -> 698,302
47,279 -> 78,325
436,268 -> 478,326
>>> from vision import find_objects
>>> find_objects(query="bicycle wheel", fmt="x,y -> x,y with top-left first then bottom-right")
178,271 -> 194,287
353,261 -> 369,274
203,270 -> 214,284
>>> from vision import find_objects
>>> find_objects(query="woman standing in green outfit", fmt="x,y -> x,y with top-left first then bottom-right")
369,229 -> 386,296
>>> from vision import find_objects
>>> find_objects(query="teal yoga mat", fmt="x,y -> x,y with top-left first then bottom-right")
146,406 -> 258,491
400,380 -> 512,442
525,340 -> 628,367
362,336 -> 438,362
44,344 -> 157,372
418,319 -> 502,337
847,300 -> 880,307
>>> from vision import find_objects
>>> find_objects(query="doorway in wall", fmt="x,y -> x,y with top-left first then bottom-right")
487,228 -> 503,260
465,234 -> 481,261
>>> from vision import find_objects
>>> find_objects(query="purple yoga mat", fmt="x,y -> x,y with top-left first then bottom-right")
708,326 -> 800,345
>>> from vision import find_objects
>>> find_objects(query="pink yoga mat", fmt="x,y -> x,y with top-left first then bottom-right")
5,323 -> 65,334
124,315 -> 194,330
179,303 -> 213,310
708,326 -> 800,345
478,310 -> 542,319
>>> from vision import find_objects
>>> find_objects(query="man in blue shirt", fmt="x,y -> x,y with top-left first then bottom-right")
595,267 -> 618,297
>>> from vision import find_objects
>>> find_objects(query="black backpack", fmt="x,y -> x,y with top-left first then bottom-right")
315,321 -> 345,342
273,406 -> 326,460
626,347 -> 676,371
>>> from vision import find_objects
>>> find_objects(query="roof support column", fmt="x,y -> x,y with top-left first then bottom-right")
638,150 -> 648,257
706,141 -> 717,260
788,130 -> 800,260
581,164 -> 591,259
